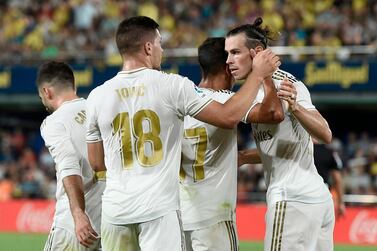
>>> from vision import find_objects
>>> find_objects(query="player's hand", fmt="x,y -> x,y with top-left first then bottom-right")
238,151 -> 246,167
277,78 -> 298,112
336,202 -> 346,219
73,210 -> 98,248
251,48 -> 280,79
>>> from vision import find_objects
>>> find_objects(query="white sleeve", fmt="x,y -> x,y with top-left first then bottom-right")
86,89 -> 102,143
241,85 -> 265,123
41,121 -> 81,179
295,81 -> 316,110
171,76 -> 213,118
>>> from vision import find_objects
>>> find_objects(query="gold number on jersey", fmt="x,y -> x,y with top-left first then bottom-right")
112,110 -> 163,169
183,127 -> 207,181
133,110 -> 163,166
112,112 -> 133,169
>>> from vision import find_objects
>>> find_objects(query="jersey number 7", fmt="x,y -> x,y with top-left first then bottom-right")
181,127 -> 208,182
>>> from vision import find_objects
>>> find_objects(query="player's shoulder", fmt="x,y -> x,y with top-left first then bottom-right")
158,70 -> 190,84
196,87 -> 233,95
207,89 -> 233,103
195,87 -> 234,103
57,98 -> 86,114
40,113 -> 65,139
40,118 -> 48,133
41,99 -> 85,133
216,89 -> 233,95
87,80 -> 109,103
272,69 -> 308,90
272,69 -> 299,83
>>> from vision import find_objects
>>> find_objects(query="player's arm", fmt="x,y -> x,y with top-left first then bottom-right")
87,141 -> 106,172
63,175 -> 98,247
86,90 -> 107,173
247,77 -> 284,124
329,150 -> 345,218
195,49 -> 280,128
41,123 -> 97,247
330,169 -> 346,218
277,81 -> 332,144
238,148 -> 262,166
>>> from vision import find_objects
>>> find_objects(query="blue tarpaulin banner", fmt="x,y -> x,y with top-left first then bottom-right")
0,60 -> 376,95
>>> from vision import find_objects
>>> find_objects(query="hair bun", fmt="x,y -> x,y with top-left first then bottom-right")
252,17 -> 263,27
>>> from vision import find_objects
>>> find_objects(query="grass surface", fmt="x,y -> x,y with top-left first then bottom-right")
0,233 -> 47,251
0,233 -> 376,251
239,241 -> 377,251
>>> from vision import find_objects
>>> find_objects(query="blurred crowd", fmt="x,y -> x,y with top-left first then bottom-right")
237,130 -> 377,203
1,0 -> 377,63
1,127 -> 377,203
0,128 -> 56,200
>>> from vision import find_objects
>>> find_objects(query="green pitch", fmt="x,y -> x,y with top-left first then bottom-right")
239,241 -> 377,250
0,233 -> 375,251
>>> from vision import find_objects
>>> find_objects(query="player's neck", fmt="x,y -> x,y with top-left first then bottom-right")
54,92 -> 80,110
199,74 -> 232,91
122,54 -> 152,71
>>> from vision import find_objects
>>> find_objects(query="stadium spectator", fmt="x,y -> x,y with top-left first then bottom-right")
1,0 -> 377,63
0,172 -> 15,201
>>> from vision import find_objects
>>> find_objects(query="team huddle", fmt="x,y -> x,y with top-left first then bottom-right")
38,16 -> 334,251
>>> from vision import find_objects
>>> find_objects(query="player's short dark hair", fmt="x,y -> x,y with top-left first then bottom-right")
36,61 -> 75,90
198,37 -> 227,78
226,17 -> 275,49
116,16 -> 159,55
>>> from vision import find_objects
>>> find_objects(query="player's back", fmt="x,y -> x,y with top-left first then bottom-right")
41,98 -> 104,234
87,68 -> 211,224
180,88 -> 237,230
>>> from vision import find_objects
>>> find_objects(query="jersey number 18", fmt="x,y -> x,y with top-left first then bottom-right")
112,110 -> 163,168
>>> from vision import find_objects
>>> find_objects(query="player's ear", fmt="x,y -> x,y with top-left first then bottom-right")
144,41 -> 153,56
249,48 -> 256,58
254,45 -> 264,54
43,87 -> 53,100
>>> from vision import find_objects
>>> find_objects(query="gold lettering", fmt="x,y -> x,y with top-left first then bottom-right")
0,70 -> 11,88
184,127 -> 207,182
74,110 -> 86,124
112,110 -> 163,169
139,85 -> 145,96
115,89 -> 122,99
129,87 -> 137,96
116,85 -> 145,99
304,62 -> 368,89
74,68 -> 93,87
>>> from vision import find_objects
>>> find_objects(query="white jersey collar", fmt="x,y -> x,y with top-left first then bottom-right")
118,67 -> 148,74
61,97 -> 84,106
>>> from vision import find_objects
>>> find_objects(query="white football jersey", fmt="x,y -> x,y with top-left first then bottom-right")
180,88 -> 237,231
251,70 -> 331,205
86,68 -> 212,224
40,98 -> 104,235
